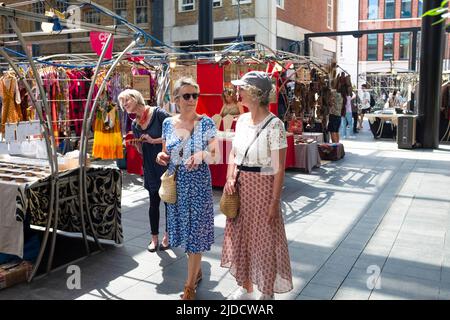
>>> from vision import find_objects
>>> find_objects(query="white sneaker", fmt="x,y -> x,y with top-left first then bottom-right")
259,293 -> 275,300
228,287 -> 255,300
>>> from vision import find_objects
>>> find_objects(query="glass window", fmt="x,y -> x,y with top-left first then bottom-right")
114,0 -> 127,25
367,34 -> 378,61
32,2 -> 45,31
400,32 -> 410,59
136,0 -> 148,24
84,10 -> 100,25
179,0 -> 195,12
368,0 -> 379,19
418,0 -> 423,17
55,1 -> 68,13
383,33 -> 394,60
232,0 -> 252,4
213,0 -> 223,7
401,0 -> 411,18
385,0 -> 395,19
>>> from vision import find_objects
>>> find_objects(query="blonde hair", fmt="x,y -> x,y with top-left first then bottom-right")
173,77 -> 200,98
118,89 -> 146,108
241,84 -> 275,107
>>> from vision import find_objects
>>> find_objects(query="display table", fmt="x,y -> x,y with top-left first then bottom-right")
293,142 -> 321,173
298,132 -> 324,143
366,112 -> 399,139
0,157 -> 123,258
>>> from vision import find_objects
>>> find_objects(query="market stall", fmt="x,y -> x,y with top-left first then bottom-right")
0,1 -> 157,281
0,158 -> 122,259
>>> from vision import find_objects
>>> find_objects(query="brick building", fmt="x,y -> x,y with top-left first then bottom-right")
358,0 -> 450,75
0,0 -> 155,56
164,0 -> 338,62
1,1 -> 338,62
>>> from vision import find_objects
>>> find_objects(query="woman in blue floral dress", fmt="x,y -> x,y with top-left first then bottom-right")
157,77 -> 217,300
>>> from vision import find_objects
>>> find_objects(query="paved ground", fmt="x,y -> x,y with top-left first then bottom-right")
1,121 -> 450,300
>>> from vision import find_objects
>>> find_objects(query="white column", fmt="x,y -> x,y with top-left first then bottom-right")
163,0 -> 176,46
255,0 -> 277,50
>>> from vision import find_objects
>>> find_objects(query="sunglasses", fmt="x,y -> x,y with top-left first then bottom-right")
180,93 -> 200,101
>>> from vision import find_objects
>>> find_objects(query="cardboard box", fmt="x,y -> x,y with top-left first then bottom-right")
0,261 -> 33,290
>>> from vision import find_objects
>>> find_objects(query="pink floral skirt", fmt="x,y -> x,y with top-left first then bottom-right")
221,171 -> 293,295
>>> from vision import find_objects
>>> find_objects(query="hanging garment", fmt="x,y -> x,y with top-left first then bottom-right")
67,69 -> 89,137
92,104 -> 124,160
0,75 -> 23,134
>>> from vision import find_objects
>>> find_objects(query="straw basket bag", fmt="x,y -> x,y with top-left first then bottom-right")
220,189 -> 240,219
158,118 -> 201,204
159,170 -> 177,204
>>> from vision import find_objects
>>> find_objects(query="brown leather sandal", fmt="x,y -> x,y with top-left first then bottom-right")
181,285 -> 196,300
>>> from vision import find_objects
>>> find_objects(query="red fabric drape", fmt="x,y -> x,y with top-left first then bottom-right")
196,63 -> 223,117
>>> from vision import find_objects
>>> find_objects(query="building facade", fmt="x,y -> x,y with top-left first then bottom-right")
164,0 -> 338,62
358,0 -> 450,76
0,0 -> 155,56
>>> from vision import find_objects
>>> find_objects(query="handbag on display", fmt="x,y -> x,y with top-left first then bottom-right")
159,118 -> 201,204
220,115 -> 276,219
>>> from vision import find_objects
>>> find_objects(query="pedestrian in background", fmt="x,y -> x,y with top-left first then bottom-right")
327,89 -> 343,143
221,71 -> 293,300
358,83 -> 371,129
118,89 -> 171,253
156,77 -> 218,300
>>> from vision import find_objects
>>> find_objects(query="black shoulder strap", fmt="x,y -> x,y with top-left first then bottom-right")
240,115 -> 276,166
234,115 -> 277,183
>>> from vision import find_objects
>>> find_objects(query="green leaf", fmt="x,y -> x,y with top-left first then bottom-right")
432,18 -> 445,25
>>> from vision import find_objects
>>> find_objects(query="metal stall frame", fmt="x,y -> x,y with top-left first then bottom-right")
0,2 -> 144,281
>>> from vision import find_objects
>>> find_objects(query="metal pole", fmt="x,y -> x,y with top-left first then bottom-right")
411,31 -> 418,71
79,40 -> 139,252
0,48 -> 54,282
77,34 -> 114,255
152,0 -> 164,45
7,17 -> 60,279
198,0 -> 213,46
417,0 -> 445,148
304,35 -> 310,56
237,0 -> 242,40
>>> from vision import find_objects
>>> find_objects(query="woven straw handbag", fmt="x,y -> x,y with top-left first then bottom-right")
220,189 -> 240,219
158,118 -> 201,204
159,170 -> 177,204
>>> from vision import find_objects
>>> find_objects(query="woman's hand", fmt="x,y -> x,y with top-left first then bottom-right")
268,199 -> 281,224
224,178 -> 236,195
156,152 -> 170,166
185,151 -> 204,171
140,134 -> 155,144
129,138 -> 141,149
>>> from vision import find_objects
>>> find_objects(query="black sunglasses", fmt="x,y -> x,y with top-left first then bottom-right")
180,93 -> 200,101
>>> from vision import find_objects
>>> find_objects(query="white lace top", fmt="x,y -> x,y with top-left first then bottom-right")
233,113 -> 287,167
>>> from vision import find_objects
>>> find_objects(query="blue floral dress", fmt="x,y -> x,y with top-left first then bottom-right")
162,116 -> 216,253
